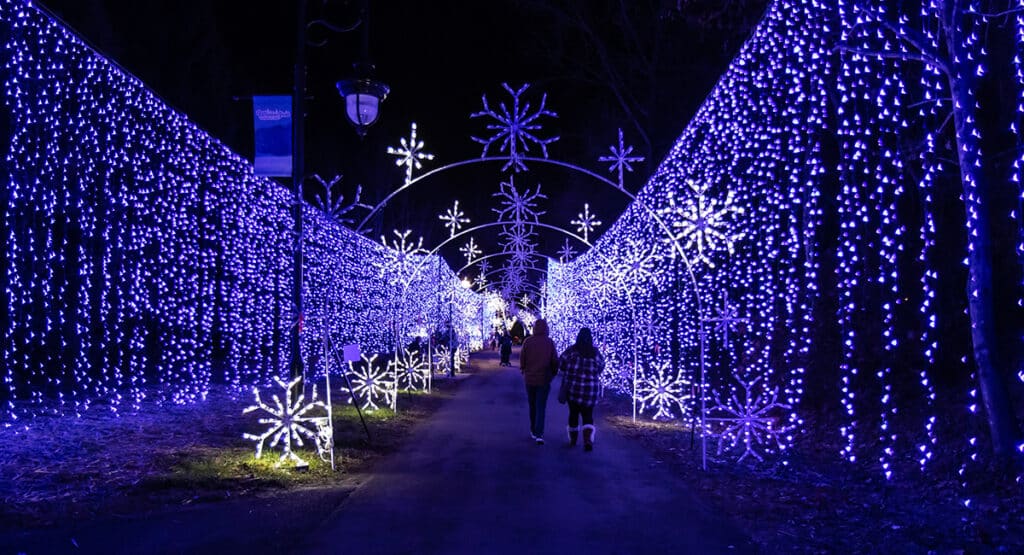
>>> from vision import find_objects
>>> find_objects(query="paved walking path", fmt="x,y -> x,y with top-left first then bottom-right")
298,348 -> 752,554
3,349 -> 753,554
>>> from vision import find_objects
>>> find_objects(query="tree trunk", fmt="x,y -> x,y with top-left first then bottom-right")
944,1 -> 1020,458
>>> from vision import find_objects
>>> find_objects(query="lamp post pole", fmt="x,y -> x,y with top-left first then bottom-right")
288,0 -> 387,384
290,0 -> 308,382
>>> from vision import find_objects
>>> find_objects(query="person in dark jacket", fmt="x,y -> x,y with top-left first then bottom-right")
558,327 -> 605,451
519,319 -> 558,444
499,333 -> 512,366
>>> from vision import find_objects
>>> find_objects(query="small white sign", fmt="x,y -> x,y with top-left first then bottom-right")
342,344 -> 361,363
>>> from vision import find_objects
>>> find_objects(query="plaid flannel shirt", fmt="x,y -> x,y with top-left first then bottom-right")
559,347 -> 605,407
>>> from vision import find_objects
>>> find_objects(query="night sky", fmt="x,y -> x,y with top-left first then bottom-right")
36,0 -> 766,276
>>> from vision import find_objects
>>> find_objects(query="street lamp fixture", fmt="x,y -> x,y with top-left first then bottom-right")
336,76 -> 389,137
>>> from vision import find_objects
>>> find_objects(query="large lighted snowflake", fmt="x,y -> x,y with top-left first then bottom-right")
598,128 -> 645,189
615,237 -> 660,284
635,361 -> 691,420
242,376 -> 330,468
348,353 -> 396,411
391,348 -> 429,391
708,373 -> 792,463
471,82 -> 559,172
440,200 -> 470,238
387,122 -> 435,184
493,177 -> 546,223
660,179 -> 745,268
380,229 -> 427,284
500,224 -> 538,257
571,203 -> 602,243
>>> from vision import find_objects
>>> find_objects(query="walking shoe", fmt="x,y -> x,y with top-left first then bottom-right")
535,437 -> 544,445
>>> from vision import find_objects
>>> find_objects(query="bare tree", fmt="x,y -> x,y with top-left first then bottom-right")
836,0 -> 1022,460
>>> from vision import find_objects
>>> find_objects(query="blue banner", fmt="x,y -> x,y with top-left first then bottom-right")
253,95 -> 292,176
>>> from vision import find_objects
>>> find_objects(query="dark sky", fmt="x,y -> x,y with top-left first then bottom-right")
36,0 -> 766,279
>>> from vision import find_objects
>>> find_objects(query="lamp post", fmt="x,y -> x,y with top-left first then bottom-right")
290,0 -> 388,382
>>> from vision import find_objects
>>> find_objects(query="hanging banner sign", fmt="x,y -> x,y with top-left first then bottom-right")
252,95 -> 292,176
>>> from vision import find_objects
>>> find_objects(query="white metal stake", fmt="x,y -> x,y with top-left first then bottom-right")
323,331 -> 335,471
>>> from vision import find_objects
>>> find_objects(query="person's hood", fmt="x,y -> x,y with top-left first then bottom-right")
533,319 -> 549,337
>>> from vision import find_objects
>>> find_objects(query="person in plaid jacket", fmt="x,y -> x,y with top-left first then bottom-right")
558,328 -> 605,451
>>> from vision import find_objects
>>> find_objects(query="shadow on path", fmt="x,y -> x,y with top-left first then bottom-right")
299,348 -> 753,554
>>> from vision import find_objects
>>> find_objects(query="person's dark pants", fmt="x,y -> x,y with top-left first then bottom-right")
525,384 -> 551,438
500,348 -> 511,366
568,401 -> 594,428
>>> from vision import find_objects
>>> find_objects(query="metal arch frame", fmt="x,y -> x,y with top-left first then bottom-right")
357,151 -> 712,469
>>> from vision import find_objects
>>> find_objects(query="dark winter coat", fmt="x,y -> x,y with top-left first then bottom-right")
519,319 -> 558,386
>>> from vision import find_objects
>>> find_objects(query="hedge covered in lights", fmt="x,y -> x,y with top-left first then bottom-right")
548,0 -> 1024,479
1,0 -> 466,419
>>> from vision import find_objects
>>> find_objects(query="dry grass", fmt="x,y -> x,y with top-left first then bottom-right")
0,377 -> 462,531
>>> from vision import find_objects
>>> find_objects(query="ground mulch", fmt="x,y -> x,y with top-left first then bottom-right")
601,393 -> 1024,554
0,372 -> 466,533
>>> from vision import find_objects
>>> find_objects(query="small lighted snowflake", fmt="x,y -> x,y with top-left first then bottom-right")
706,292 -> 748,348
460,237 -> 482,264
391,348 -> 429,391
243,376 -> 329,468
440,200 -> 470,238
557,238 -> 576,262
571,203 -> 602,243
598,128 -> 644,188
348,354 -> 396,411
310,175 -> 370,225
433,345 -> 452,373
387,122 -> 435,184
708,373 -> 792,463
471,82 -> 559,172
635,361 -> 691,420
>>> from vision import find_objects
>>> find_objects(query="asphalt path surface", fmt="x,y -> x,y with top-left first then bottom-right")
299,348 -> 752,554
4,348 -> 753,554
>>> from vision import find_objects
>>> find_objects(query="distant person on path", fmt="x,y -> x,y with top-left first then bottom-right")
519,319 -> 558,444
559,327 -> 605,451
499,333 -> 513,366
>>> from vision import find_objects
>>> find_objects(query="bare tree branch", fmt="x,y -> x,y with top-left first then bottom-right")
833,44 -> 951,78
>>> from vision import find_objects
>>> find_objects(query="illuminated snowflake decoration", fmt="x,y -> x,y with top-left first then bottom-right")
571,203 -> 602,243
635,361 -> 691,420
460,237 -> 482,264
500,224 -> 538,259
557,238 -> 576,262
708,373 -> 792,463
310,175 -> 370,225
433,344 -> 453,374
242,376 -> 330,468
598,128 -> 644,189
440,200 -> 470,238
380,229 -> 427,284
706,292 -> 748,348
660,179 -> 744,268
471,82 -> 559,172
348,353 -> 396,411
391,348 -> 429,391
493,177 -> 546,223
615,237 -> 660,284
387,122 -> 435,184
